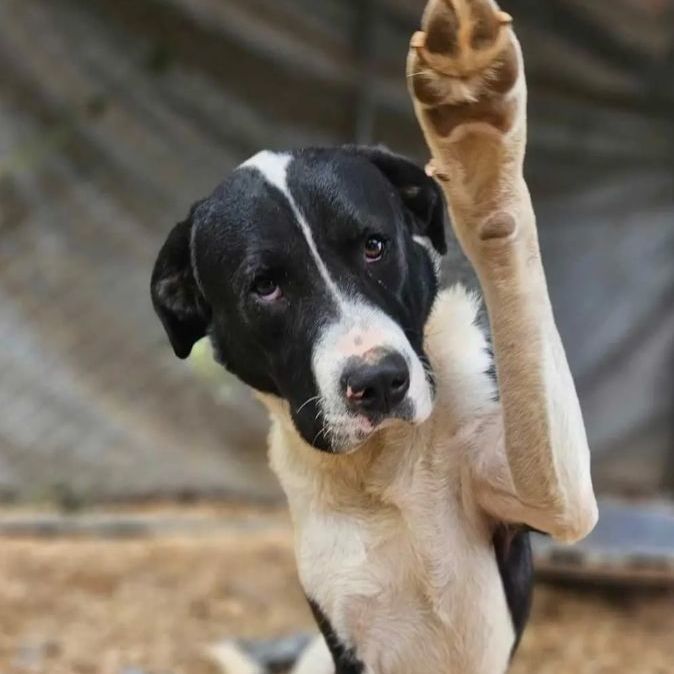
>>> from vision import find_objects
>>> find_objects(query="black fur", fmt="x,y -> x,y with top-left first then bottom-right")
492,525 -> 534,655
150,207 -> 211,359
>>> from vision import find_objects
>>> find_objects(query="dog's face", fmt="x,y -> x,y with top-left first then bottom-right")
151,147 -> 447,453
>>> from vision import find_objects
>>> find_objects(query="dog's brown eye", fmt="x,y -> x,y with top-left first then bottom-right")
252,276 -> 281,301
364,236 -> 385,262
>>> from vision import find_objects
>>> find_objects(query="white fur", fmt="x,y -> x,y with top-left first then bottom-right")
264,286 -> 515,674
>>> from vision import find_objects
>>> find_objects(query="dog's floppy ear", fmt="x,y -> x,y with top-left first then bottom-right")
344,145 -> 448,255
151,204 -> 211,359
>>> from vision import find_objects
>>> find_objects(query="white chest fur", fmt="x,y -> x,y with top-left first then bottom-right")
264,286 -> 516,674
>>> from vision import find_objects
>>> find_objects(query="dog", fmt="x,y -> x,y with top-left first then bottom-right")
151,1 -> 597,672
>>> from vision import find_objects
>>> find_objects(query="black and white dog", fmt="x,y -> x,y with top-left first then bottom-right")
153,147 -> 445,451
151,2 -> 597,672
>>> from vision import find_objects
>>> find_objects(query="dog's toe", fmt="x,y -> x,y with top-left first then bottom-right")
408,0 -> 523,137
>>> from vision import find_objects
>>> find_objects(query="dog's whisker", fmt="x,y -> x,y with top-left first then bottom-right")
295,395 -> 321,415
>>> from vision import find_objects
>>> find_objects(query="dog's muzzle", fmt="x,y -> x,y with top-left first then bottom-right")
311,302 -> 434,452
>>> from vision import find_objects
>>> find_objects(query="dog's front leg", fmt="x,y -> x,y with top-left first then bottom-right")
408,0 -> 597,542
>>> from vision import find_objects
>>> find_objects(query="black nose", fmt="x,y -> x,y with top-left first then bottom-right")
342,352 -> 410,416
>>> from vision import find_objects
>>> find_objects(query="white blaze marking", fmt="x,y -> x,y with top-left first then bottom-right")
241,151 -> 343,306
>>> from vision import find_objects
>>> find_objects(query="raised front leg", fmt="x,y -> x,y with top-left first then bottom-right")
408,0 -> 597,542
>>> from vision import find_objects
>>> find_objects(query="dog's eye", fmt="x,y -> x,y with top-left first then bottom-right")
252,276 -> 282,301
364,236 -> 386,262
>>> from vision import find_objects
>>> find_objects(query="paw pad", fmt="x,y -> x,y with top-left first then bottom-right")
410,0 -> 515,79
408,0 -> 521,136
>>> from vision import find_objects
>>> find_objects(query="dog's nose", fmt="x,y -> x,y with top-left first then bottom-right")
342,352 -> 410,416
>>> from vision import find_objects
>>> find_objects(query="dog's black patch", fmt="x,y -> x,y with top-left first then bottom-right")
493,524 -> 534,655
307,597 -> 365,674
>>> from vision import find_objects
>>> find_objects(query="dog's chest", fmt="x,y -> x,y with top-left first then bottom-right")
288,450 -> 515,674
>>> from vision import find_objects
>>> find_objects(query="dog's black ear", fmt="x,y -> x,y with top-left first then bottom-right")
344,145 -> 448,255
151,205 -> 211,359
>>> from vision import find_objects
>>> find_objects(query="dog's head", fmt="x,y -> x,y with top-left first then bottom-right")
151,147 -> 447,453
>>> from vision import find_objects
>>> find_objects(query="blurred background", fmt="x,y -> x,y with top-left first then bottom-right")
0,1 -> 672,673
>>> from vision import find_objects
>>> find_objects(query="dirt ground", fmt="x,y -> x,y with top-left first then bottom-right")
0,505 -> 672,674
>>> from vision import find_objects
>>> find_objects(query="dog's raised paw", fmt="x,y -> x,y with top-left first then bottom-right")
408,0 -> 522,137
